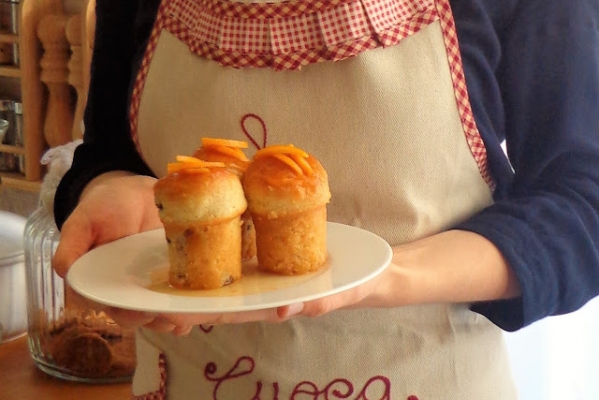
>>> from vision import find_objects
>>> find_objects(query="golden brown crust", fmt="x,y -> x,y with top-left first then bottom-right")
243,148 -> 330,275
154,168 -> 247,224
191,148 -> 257,261
242,155 -> 331,217
165,219 -> 243,290
253,207 -> 328,275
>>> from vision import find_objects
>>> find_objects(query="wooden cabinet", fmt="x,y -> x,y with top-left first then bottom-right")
0,0 -> 94,192
0,31 -> 19,77
0,3 -> 36,191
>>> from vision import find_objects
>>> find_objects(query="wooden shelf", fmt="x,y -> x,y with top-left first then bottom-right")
0,33 -> 19,43
0,143 -> 25,155
0,65 -> 21,77
0,171 -> 41,192
0,0 -> 96,193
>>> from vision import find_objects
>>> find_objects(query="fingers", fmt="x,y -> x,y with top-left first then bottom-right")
104,307 -> 156,328
52,210 -> 94,278
279,276 -> 379,318
92,307 -> 188,335
136,299 -> 337,337
277,303 -> 305,319
172,325 -> 194,336
142,317 -> 182,333
161,308 -> 281,327
139,283 -> 374,336
136,308 -> 282,336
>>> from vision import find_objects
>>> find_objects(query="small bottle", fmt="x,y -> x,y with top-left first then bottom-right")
13,102 -> 22,146
13,102 -> 24,172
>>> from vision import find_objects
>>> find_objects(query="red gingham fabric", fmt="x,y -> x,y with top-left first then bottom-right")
163,0 -> 438,69
131,353 -> 167,400
129,0 -> 493,188
434,0 -> 492,187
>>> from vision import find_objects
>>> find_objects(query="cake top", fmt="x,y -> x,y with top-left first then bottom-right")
243,144 -> 331,216
166,155 -> 227,174
155,155 -> 247,223
253,144 -> 314,176
193,137 -> 250,174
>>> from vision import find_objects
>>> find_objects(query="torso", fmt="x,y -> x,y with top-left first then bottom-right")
130,1 -> 516,398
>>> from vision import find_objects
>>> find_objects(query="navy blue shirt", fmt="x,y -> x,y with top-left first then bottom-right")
55,0 -> 599,332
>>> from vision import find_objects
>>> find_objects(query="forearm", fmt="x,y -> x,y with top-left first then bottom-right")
380,229 -> 520,307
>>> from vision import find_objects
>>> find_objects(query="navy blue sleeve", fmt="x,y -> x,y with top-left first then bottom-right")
53,0 -> 161,229
455,0 -> 599,331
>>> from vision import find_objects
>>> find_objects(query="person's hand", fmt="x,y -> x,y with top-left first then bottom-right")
53,171 -> 165,328
53,171 -> 162,278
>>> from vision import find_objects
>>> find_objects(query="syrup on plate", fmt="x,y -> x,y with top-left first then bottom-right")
147,258 -> 328,298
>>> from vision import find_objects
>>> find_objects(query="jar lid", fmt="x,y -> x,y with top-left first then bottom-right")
0,211 -> 26,266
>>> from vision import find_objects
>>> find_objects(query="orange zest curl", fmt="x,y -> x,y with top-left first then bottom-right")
289,153 -> 313,175
175,155 -> 204,164
201,137 -> 249,149
255,144 -> 313,175
206,144 -> 249,162
272,154 -> 304,175
255,144 -> 308,159
168,156 -> 226,174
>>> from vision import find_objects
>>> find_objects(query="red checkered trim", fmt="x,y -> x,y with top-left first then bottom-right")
131,353 -> 167,400
435,0 -> 493,188
163,0 -> 436,69
129,0 -> 491,188
129,0 -> 170,153
194,0 -> 348,19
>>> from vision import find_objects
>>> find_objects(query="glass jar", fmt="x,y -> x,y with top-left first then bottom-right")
24,205 -> 137,383
0,211 -> 27,344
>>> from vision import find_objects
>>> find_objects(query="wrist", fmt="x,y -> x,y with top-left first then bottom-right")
384,230 -> 521,307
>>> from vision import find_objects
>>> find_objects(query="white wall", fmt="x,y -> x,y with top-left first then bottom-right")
504,297 -> 599,400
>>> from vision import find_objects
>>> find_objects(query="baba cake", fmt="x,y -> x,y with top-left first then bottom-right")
192,137 -> 256,261
154,156 -> 247,289
242,145 -> 331,275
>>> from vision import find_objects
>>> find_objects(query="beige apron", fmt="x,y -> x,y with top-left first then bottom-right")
129,0 -> 517,398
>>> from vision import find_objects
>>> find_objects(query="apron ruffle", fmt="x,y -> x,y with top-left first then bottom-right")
163,0 -> 438,69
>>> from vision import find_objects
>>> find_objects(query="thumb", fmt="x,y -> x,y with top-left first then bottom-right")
52,211 -> 94,278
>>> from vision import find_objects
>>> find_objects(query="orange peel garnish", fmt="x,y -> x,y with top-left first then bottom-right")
175,155 -> 203,164
201,137 -> 249,149
272,154 -> 304,175
207,145 -> 249,162
168,157 -> 226,174
167,163 -> 208,174
254,144 -> 309,159
254,144 -> 314,175
289,153 -> 313,175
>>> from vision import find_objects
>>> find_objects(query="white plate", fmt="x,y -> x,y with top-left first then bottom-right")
67,222 -> 392,313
